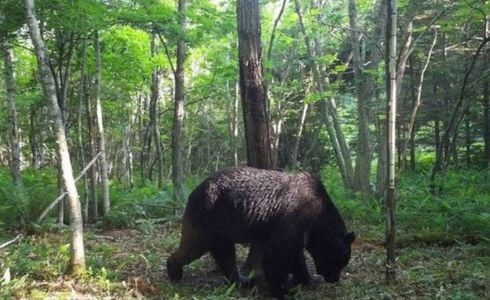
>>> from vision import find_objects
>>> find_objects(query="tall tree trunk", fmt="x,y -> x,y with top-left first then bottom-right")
294,0 -> 354,188
483,16 -> 490,168
29,106 -> 44,168
403,29 -> 438,163
85,73 -> 98,220
150,31 -> 165,187
2,38 -> 21,185
237,0 -> 273,169
93,31 -> 110,216
78,37 -> 89,222
348,0 -> 374,194
291,103 -> 308,167
385,0 -> 397,283
484,73 -> 490,168
172,0 -> 187,203
25,0 -> 85,275
233,79 -> 240,167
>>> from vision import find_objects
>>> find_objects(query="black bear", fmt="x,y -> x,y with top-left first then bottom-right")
167,167 -> 354,299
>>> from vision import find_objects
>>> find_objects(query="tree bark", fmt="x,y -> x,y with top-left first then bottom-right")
29,106 -> 44,168
237,0 -> 273,169
84,71 -> 98,220
291,103 -> 308,167
150,31 -> 165,187
77,37 -> 89,222
385,0 -> 397,283
172,0 -> 187,203
484,71 -> 490,168
349,0 -> 379,194
93,31 -> 110,216
2,37 -> 21,185
25,0 -> 85,275
484,17 -> 490,168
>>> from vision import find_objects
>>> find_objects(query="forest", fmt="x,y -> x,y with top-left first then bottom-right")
0,0 -> 489,299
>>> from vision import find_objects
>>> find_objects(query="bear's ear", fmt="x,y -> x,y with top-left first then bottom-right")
344,232 -> 355,244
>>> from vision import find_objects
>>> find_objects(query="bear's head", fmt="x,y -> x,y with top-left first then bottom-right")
306,230 -> 355,283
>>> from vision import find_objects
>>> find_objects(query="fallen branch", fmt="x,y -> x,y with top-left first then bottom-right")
93,235 -> 117,241
37,152 -> 102,223
0,234 -> 23,249
135,218 -> 167,224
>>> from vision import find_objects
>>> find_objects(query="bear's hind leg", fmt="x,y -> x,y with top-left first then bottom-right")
167,217 -> 207,281
209,239 -> 249,286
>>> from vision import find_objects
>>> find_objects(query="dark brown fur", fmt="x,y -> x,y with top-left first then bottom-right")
167,167 -> 354,299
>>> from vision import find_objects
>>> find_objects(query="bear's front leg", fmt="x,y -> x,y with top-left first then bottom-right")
289,249 -> 311,287
262,246 -> 291,299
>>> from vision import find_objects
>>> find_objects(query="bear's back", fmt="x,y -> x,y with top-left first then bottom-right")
184,167 -> 329,242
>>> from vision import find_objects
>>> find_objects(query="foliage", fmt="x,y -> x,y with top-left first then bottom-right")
0,168 -> 58,233
324,165 -> 490,245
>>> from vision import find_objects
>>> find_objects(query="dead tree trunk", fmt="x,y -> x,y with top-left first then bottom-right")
25,0 -> 85,275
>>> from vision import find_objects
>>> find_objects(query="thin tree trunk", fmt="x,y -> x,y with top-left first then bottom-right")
2,38 -> 21,185
150,31 -> 164,187
291,103 -> 308,167
78,37 -> 89,222
403,29 -> 438,161
93,31 -> 110,216
266,0 -> 288,61
484,17 -> 490,168
237,0 -> 273,170
294,0 -> 354,188
385,0 -> 397,283
85,73 -> 98,220
29,106 -> 44,168
25,0 -> 85,275
465,113 -> 471,167
484,73 -> 490,168
348,0 -> 374,194
233,79 -> 240,167
431,35 -> 490,185
172,0 -> 187,203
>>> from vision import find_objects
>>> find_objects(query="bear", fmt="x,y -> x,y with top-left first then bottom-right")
167,167 -> 354,299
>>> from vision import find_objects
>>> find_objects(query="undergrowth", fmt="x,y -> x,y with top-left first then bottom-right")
0,165 -> 489,299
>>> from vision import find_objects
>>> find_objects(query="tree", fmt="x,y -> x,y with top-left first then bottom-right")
172,0 -> 187,203
237,0 -> 272,169
93,30 -> 110,216
1,37 -> 21,185
25,0 -> 85,275
385,0 -> 397,283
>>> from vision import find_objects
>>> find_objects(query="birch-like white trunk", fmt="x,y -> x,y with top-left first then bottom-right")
385,0 -> 397,283
25,0 -> 85,274
93,31 -> 110,216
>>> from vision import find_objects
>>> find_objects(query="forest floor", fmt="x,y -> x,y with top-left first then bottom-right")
1,223 -> 489,299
